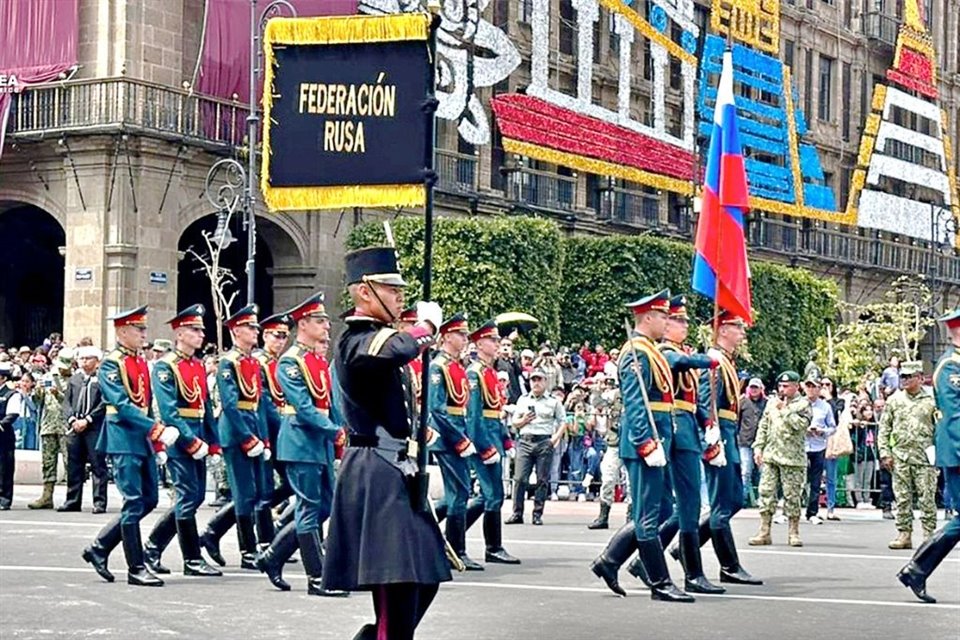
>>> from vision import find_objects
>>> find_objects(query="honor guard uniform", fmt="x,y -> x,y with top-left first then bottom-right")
258,312 -> 295,501
464,320 -> 520,565
398,307 -> 424,406
82,306 -> 179,587
690,309 -> 761,585
429,313 -> 482,571
142,305 -> 221,578
898,308 -> 960,603
591,290 -> 692,602
627,296 -> 724,594
325,247 -> 451,640
272,293 -> 347,597
214,304 -> 272,570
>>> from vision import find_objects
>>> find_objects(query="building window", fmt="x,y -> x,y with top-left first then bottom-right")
843,0 -> 852,28
643,40 -> 652,80
609,10 -> 619,54
494,0 -> 510,32
842,62 -> 852,139
818,54 -> 833,121
783,39 -> 794,69
559,0 -> 574,55
804,49 -> 813,121
519,0 -> 533,23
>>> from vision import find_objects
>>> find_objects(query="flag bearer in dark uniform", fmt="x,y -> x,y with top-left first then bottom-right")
142,305 -> 221,577
689,309 -> 762,585
325,247 -> 451,640
82,306 -> 180,587
626,296 -> 723,593
200,312 -> 291,565
465,320 -> 520,565
897,308 -> 960,603
591,290 -> 692,602
214,305 -> 271,570
267,293 -> 348,597
429,313 -> 482,570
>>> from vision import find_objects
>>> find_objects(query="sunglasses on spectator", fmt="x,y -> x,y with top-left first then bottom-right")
820,381 -> 833,387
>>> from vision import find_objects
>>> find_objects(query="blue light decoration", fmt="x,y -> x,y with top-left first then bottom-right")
696,35 -> 838,219
650,5 -> 668,33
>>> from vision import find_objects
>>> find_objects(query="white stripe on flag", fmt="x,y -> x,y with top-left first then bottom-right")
714,50 -> 736,125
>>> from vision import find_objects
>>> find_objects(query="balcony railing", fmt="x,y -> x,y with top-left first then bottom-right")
596,186 -> 660,227
505,166 -> 577,211
6,77 -> 249,151
863,12 -> 899,47
435,148 -> 479,194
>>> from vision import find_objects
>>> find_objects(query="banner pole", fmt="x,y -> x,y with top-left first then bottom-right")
415,11 -> 441,513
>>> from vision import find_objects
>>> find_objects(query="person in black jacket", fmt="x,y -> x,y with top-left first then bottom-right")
59,347 -> 108,513
0,363 -> 18,510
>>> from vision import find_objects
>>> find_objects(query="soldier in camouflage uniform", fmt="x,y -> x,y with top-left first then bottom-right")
28,350 -> 73,509
749,371 -> 811,547
879,361 -> 938,549
586,384 -> 629,529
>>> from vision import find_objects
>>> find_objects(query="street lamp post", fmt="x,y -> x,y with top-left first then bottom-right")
928,202 -> 957,357
243,0 -> 297,305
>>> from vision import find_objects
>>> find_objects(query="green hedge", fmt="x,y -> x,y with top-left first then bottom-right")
346,216 -> 564,345
347,217 -> 839,381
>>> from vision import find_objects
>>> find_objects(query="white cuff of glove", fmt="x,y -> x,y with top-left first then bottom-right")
263,447 -> 272,461
191,441 -> 209,460
209,453 -> 222,466
425,428 -> 439,447
708,448 -> 727,467
506,448 -> 516,459
459,442 -> 477,458
643,445 -> 667,467
246,440 -> 265,458
155,451 -> 168,466
483,451 -> 501,465
704,427 -> 721,446
416,301 -> 443,333
159,426 -> 180,447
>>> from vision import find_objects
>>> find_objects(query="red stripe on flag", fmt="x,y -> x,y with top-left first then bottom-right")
719,154 -> 750,210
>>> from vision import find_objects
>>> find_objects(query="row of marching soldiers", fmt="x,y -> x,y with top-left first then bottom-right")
589,291 -> 761,602
78,248 -> 519,601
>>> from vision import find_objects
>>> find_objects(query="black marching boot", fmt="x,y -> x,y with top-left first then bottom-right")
255,506 -> 276,548
626,554 -> 652,588
447,513 -> 483,571
588,503 -> 611,530
236,514 -> 259,570
465,500 -> 485,532
590,522 -> 637,596
200,502 -> 236,566
257,521 -> 298,591
897,529 -> 958,604
177,518 -> 222,576
83,516 -> 123,583
637,538 -> 694,602
143,508 -> 177,575
122,524 -> 164,587
669,515 -> 709,562
298,530 -> 349,597
678,531 -> 724,594
712,526 -> 762,585
483,511 -> 520,564
434,503 -> 448,524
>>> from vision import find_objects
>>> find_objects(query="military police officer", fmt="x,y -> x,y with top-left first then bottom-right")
880,360 -> 938,549
274,293 -> 348,597
324,247 -> 450,640
749,371 -> 811,548
897,309 -> 960,603
464,319 -> 520,565
143,305 -> 222,577
591,290 -> 692,602
429,313 -> 481,570
82,306 -> 180,587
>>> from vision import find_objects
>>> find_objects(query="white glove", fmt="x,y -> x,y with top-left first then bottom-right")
425,428 -> 439,447
704,426 -> 721,446
581,473 -> 594,489
506,447 -> 516,460
159,426 -> 180,447
458,442 -> 477,458
155,450 -> 168,465
263,447 -> 272,461
707,348 -> 724,363
482,451 -> 501,465
209,453 -> 222,466
246,439 -> 265,458
191,440 -> 209,460
416,301 -> 443,333
643,443 -> 667,467
707,444 -> 727,467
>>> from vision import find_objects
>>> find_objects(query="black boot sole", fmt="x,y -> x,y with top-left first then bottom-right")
590,560 -> 626,597
897,571 -> 936,603
485,552 -> 521,565
82,549 -> 115,583
127,574 -> 164,587
651,589 -> 695,603
684,578 -> 725,594
200,534 -> 226,567
587,522 -> 609,530
720,570 -> 763,585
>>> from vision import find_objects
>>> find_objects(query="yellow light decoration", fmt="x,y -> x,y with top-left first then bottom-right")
502,138 -> 695,196
710,0 -> 780,55
857,135 -> 876,169
597,0 -> 696,65
871,85 -> 888,113
864,113 -> 881,137
845,170 -> 866,218
750,196 -> 856,224
781,67 -> 804,210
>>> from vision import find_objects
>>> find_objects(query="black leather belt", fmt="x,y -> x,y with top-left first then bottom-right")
521,433 -> 551,442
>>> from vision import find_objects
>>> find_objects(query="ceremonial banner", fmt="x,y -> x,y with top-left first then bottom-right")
260,13 -> 433,211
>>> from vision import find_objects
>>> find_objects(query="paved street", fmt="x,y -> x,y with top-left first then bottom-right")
1,484 -> 958,639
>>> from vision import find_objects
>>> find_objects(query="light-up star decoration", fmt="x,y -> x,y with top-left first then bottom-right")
359,0 -> 520,145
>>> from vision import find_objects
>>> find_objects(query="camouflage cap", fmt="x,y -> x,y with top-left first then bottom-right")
900,360 -> 923,376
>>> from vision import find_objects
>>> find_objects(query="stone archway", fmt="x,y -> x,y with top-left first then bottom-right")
0,203 -> 66,346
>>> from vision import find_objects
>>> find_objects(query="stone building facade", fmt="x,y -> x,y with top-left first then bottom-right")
1,0 -> 958,349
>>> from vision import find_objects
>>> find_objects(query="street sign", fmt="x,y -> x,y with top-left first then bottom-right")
74,268 -> 92,282
149,271 -> 168,285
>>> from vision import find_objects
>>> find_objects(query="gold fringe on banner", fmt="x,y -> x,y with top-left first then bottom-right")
263,184 -> 426,212
260,27 -> 278,204
264,13 -> 430,46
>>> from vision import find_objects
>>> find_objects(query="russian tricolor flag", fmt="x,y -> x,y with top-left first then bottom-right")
692,49 -> 753,325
